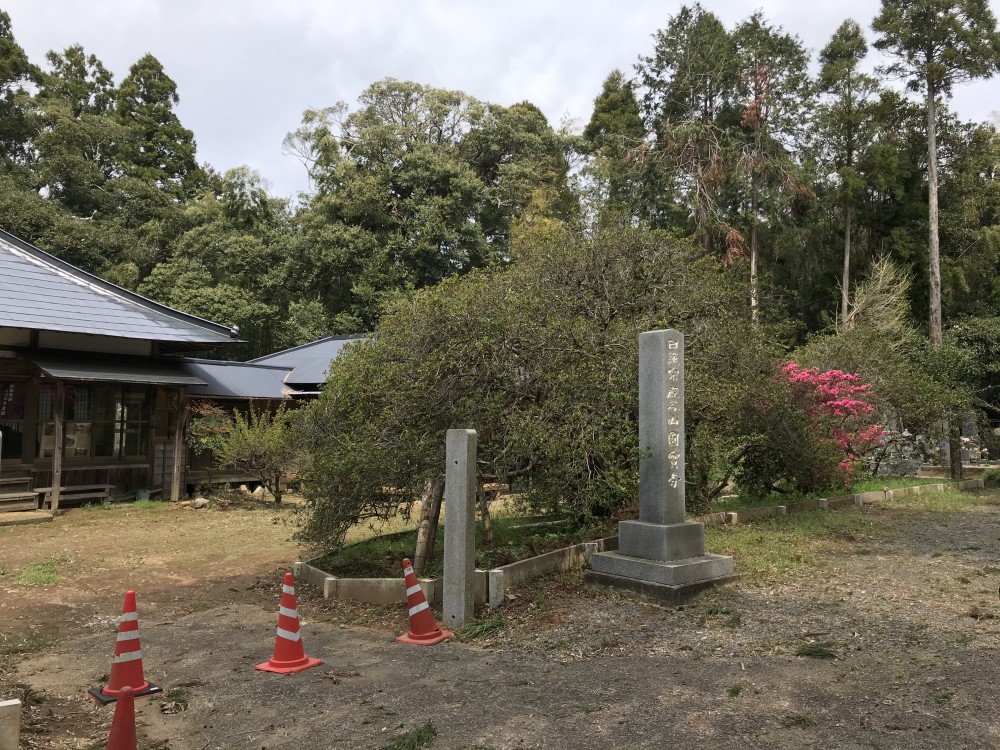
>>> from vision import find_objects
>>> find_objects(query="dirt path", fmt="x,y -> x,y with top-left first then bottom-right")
0,500 -> 303,747
6,491 -> 1000,749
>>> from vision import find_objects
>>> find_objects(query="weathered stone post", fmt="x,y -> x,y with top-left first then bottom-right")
0,699 -> 20,750
443,428 -> 477,629
586,329 -> 734,604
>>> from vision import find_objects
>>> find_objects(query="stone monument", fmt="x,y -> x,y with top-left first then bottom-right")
586,329 -> 734,603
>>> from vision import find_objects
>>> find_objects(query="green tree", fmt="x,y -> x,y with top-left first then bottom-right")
115,53 -> 204,200
815,20 -> 882,321
582,69 -> 645,223
286,79 -> 574,330
636,5 -> 737,251
0,11 -> 38,167
34,45 -> 124,217
217,403 -> 297,505
731,12 -> 813,320
873,0 -> 1000,345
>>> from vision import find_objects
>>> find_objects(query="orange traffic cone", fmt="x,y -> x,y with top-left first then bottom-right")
105,685 -> 137,750
256,572 -> 323,674
89,591 -> 161,704
396,558 -> 452,646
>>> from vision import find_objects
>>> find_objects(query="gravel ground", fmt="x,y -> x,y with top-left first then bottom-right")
10,490 -> 1000,749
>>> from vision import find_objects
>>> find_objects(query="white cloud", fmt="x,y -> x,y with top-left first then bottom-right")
5,0 -> 999,198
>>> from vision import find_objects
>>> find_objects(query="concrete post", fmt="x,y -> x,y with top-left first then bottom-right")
638,329 -> 686,524
443,428 -> 477,630
0,699 -> 20,750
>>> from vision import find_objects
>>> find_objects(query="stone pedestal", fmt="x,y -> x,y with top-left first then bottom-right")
586,329 -> 734,604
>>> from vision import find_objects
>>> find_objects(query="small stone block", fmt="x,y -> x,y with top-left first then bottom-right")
827,495 -> 854,508
618,520 -> 705,562
584,570 -> 738,606
488,569 -> 505,609
818,499 -> 829,510
0,699 -> 20,750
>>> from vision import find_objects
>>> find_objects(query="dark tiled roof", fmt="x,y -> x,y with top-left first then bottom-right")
0,229 -> 238,345
249,335 -> 364,385
29,351 -> 207,386
182,359 -> 292,399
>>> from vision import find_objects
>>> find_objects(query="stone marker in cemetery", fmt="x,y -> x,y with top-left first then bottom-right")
586,329 -> 735,603
0,699 -> 20,750
443,428 -> 477,630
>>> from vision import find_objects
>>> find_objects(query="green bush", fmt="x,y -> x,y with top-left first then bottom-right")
296,226 -> 819,550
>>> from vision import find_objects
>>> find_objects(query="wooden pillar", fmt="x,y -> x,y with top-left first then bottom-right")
51,381 -> 64,511
170,391 -> 188,502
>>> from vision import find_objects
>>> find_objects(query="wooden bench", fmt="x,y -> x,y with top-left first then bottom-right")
35,484 -> 114,508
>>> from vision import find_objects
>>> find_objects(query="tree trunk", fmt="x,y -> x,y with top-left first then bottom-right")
426,478 -> 444,562
749,177 -> 760,325
949,420 -> 963,481
413,477 -> 444,574
841,207 -> 852,323
477,483 -> 494,544
927,82 -> 942,347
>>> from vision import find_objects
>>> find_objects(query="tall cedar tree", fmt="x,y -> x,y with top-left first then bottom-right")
873,0 -> 1000,346
581,69 -> 645,223
731,13 -> 813,322
816,20 -> 881,321
636,4 -> 737,254
115,53 -> 203,200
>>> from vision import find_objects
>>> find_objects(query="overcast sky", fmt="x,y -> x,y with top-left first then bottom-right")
5,1 -> 1000,200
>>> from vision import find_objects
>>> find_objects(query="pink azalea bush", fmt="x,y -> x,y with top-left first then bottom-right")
782,362 -> 886,486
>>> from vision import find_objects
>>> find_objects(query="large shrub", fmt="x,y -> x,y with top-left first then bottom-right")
296,227 -> 816,550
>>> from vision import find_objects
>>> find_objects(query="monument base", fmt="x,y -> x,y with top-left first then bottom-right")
590,550 -> 733,586
583,568 -> 738,606
586,548 -> 734,605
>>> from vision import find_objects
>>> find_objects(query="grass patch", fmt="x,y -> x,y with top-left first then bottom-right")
699,606 -> 742,628
456,614 -> 506,641
0,631 -> 53,656
727,684 -> 743,697
82,499 -> 168,511
796,642 -> 837,659
314,513 -> 613,578
16,555 -> 70,586
379,723 -> 437,750
705,509 -> 869,583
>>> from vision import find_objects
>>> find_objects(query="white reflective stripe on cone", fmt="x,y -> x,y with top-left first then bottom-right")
408,600 -> 429,617
112,650 -> 143,663
278,606 -> 298,618
405,584 -> 422,597
282,585 -> 296,595
118,612 -> 139,623
116,630 -> 142,642
403,567 -> 415,577
276,627 -> 301,642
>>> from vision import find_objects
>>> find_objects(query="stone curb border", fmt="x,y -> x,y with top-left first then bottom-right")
293,478 -> 997,609
708,478 -> 997,525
